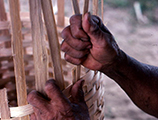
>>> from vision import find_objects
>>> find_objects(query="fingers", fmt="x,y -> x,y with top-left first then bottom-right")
45,80 -> 70,105
71,80 -> 85,103
69,15 -> 89,41
61,26 -> 91,65
27,90 -> 49,110
61,26 -> 91,51
61,41 -> 90,59
64,54 -> 87,65
82,13 -> 111,46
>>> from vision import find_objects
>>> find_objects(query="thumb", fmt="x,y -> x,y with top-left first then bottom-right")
82,13 -> 109,44
71,80 -> 85,103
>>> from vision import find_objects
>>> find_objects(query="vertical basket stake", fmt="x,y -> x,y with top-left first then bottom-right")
57,0 -> 65,27
0,88 -> 10,120
71,0 -> 81,83
83,0 -> 89,16
72,0 -> 80,14
0,0 -> 10,48
0,0 -> 9,36
9,0 -> 29,119
101,0 -> 104,21
41,0 -> 65,90
71,0 -> 89,82
93,0 -> 98,15
29,0 -> 48,94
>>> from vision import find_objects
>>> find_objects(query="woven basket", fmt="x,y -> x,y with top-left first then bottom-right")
0,0 -> 105,120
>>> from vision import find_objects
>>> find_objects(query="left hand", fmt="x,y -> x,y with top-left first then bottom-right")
27,79 -> 90,120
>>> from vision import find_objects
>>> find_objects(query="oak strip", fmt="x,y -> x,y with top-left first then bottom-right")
41,0 -> 65,90
29,0 -> 48,94
9,0 -> 29,119
0,88 -> 11,119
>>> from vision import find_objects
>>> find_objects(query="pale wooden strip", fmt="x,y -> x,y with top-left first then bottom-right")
10,104 -> 33,118
93,0 -> 98,15
57,0 -> 65,27
0,88 -> 11,119
0,21 -> 10,30
0,0 -> 9,35
75,0 -> 90,81
29,0 -> 48,94
101,0 -> 104,21
72,67 -> 77,84
76,65 -> 81,81
8,0 -> 29,120
0,48 -> 12,56
0,0 -> 7,21
71,0 -> 82,82
0,35 -> 11,42
83,0 -> 89,15
62,84 -> 73,98
72,0 -> 80,14
12,118 -> 20,120
41,0 -> 65,90
0,104 -> 33,119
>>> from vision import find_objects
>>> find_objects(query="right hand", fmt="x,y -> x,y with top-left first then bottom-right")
61,13 -> 120,71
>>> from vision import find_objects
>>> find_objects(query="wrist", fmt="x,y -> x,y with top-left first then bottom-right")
100,49 -> 127,74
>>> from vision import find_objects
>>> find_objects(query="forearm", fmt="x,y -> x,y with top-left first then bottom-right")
101,50 -> 158,117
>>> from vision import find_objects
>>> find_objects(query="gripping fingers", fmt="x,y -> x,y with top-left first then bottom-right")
69,15 -> 89,41
64,54 -> 87,65
61,26 -> 91,51
27,90 -> 49,112
61,41 -> 89,59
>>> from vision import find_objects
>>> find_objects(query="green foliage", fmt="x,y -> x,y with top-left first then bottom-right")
138,0 -> 158,11
104,0 -> 130,8
102,0 -> 158,23
136,0 -> 158,23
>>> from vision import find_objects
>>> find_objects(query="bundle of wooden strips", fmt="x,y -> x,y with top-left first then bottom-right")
0,0 -> 105,119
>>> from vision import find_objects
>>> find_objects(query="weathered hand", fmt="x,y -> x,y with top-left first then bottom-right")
27,80 -> 90,120
61,13 -> 120,71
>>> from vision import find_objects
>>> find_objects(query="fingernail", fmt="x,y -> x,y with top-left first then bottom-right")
83,12 -> 91,22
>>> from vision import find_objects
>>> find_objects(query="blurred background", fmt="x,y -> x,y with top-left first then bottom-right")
3,0 -> 158,119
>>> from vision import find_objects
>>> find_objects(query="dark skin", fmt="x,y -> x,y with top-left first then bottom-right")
28,12 -> 158,119
27,80 -> 90,120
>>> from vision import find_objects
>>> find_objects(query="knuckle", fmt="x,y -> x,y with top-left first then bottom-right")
77,52 -> 85,58
64,54 -> 81,65
74,42 -> 84,50
27,90 -> 38,102
45,82 -> 55,91
70,15 -> 81,24
45,79 -> 56,88
61,42 -> 69,52
61,26 -> 70,39
45,80 -> 60,93
72,28 -> 80,38
64,54 -> 70,61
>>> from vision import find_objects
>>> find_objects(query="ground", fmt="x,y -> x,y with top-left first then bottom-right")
102,6 -> 158,120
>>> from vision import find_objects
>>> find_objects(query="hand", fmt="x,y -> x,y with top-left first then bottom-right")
27,80 -> 90,120
61,13 -> 120,71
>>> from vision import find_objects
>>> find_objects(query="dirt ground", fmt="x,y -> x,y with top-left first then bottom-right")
4,0 -> 158,119
102,5 -> 158,120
